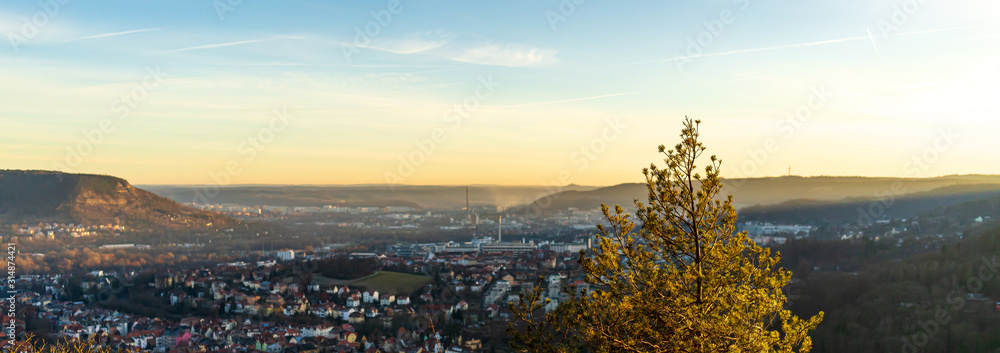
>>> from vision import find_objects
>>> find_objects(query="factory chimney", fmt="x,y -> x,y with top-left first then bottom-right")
498,215 -> 502,243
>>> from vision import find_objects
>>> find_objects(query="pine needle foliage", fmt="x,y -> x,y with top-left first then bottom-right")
2,335 -> 139,353
510,117 -> 823,353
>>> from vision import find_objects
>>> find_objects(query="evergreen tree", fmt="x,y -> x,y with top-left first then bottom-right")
510,117 -> 823,352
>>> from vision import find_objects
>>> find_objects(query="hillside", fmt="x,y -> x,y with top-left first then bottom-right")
739,183 -> 1000,226
0,170 -> 245,230
786,223 -> 1000,352
523,175 -> 1000,213
143,184 -> 598,209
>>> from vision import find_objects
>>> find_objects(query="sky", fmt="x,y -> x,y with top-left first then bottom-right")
1,0 -> 998,186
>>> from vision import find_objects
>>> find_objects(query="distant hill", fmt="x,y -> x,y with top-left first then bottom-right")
930,190 -> 1000,222
522,175 -> 1000,213
0,170 -> 246,230
739,183 -> 1000,226
142,184 -> 599,209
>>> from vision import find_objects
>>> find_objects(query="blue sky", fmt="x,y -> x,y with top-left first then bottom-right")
1,0 -> 998,185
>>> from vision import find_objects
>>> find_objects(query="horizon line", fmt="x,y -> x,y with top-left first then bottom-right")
132,173 -> 1000,188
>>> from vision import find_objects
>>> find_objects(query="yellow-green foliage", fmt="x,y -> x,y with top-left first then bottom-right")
510,118 -> 823,353
2,335 -> 137,353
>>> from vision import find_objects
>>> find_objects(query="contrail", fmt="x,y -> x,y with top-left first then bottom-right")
663,36 -> 867,63
614,25 -> 988,67
155,38 -> 278,54
64,27 -> 162,42
866,28 -> 882,58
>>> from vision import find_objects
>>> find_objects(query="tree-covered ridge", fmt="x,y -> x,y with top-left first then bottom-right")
523,175 -> 1000,214
739,183 -> 1000,226
789,222 -> 1000,352
0,170 -> 240,230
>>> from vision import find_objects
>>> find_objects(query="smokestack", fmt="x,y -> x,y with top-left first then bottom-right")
498,215 -> 502,243
466,186 -> 470,222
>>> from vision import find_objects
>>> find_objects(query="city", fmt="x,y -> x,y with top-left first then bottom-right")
3,0 -> 1000,352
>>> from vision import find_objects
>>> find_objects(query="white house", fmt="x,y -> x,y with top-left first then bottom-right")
380,294 -> 396,307
484,280 -> 510,305
276,250 -> 295,261
340,308 -> 357,321
310,304 -> 330,318
396,296 -> 410,305
362,290 -> 379,303
300,324 -> 333,338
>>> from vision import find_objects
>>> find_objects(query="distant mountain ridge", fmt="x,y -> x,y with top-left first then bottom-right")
0,170 -> 243,230
522,175 -> 1000,213
739,183 -> 1000,226
143,184 -> 600,209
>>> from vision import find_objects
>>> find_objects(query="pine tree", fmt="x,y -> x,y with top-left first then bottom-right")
510,117 -> 823,352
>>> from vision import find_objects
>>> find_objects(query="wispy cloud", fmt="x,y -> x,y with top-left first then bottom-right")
363,30 -> 451,54
450,43 -> 558,67
326,30 -> 450,58
0,10 -> 74,45
64,27 -> 162,42
367,38 -> 449,54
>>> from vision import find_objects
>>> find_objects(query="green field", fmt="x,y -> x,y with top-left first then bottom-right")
314,271 -> 431,295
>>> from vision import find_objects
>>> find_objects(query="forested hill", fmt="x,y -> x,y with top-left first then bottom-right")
0,170 -> 245,230
788,221 -> 1000,352
739,183 -> 1000,226
524,175 -> 1000,213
